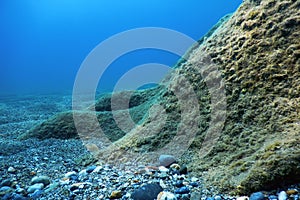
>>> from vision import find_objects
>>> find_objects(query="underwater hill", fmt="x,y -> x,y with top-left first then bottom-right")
17,0 -> 300,195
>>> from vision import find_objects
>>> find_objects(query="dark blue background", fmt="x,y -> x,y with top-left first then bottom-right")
0,0 -> 242,95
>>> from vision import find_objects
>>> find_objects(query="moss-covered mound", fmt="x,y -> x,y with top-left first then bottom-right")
21,0 -> 300,195
19,88 -> 160,141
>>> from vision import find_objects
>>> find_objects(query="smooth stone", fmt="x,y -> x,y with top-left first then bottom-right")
175,186 -> 190,194
131,183 -> 163,200
278,191 -> 288,200
159,166 -> 169,173
109,190 -> 123,199
65,171 -> 77,178
86,165 -> 97,173
268,195 -> 277,200
170,163 -> 181,170
190,182 -> 199,187
31,176 -> 50,186
157,191 -> 177,200
92,166 -> 103,173
287,189 -> 298,195
250,192 -> 265,200
159,155 -> 176,167
7,167 -> 16,173
27,183 -> 44,193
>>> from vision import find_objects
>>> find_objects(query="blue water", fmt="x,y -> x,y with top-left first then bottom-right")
0,0 -> 242,95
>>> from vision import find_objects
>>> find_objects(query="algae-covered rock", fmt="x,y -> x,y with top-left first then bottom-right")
94,0 -> 300,194
22,0 -> 300,195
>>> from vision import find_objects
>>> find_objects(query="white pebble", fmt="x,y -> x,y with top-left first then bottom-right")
65,171 -> 77,178
278,191 -> 288,200
157,191 -> 177,200
7,167 -> 16,173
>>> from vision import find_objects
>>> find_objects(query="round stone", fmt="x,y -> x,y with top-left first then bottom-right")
159,155 -> 176,167
7,167 -> 16,173
157,191 -> 177,200
31,176 -> 51,186
250,192 -> 265,200
278,191 -> 288,200
131,183 -> 163,200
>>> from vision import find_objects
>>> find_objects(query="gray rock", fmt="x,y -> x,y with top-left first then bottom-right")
131,183 -> 163,200
159,155 -> 176,167
31,175 -> 51,186
278,191 -> 288,200
158,191 -> 177,200
250,192 -> 265,200
7,166 -> 16,173
27,183 -> 44,193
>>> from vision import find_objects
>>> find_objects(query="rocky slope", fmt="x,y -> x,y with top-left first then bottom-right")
20,0 -> 300,195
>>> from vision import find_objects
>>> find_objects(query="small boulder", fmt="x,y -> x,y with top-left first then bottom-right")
159,155 -> 176,167
131,183 -> 163,200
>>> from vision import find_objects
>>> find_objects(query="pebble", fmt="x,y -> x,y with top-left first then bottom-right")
159,155 -> 176,167
278,191 -> 288,200
27,183 -> 44,193
86,165 -> 97,173
157,191 -> 177,200
64,171 -> 77,178
31,175 -> 51,186
287,189 -> 298,195
269,195 -> 277,200
250,192 -> 265,200
159,166 -> 169,173
0,160 -> 299,200
170,163 -> 181,170
109,190 -> 123,199
175,186 -> 190,194
7,167 -> 16,173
